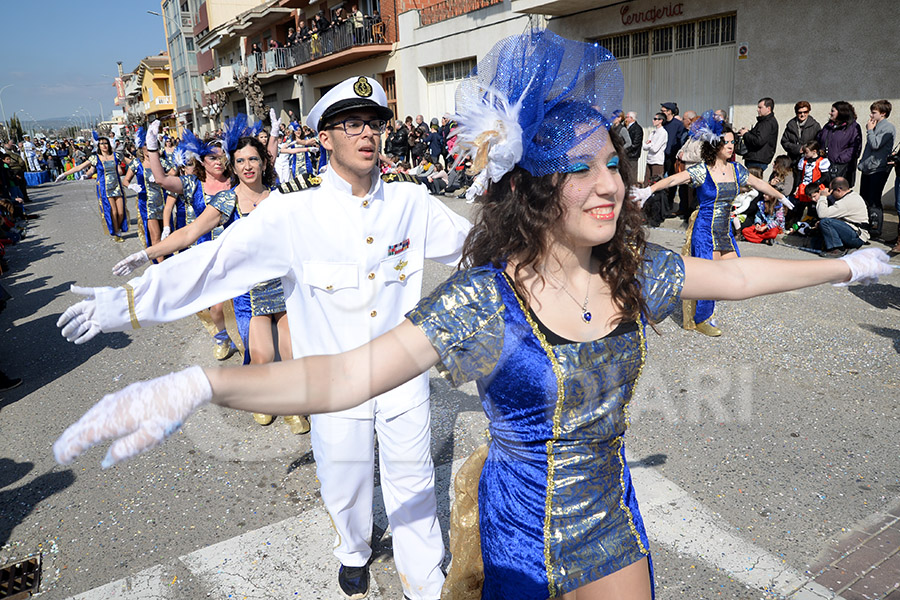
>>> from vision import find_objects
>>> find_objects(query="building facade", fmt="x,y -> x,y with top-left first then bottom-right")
161,0 -> 203,133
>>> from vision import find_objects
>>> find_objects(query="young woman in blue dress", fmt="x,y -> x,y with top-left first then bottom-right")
54,32 -> 891,600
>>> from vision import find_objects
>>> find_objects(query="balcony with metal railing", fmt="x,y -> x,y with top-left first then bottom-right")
144,96 -> 175,114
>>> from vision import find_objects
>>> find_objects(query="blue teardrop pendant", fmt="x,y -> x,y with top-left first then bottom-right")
582,311 -> 592,323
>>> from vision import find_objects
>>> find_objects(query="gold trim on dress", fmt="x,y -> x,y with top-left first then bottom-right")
122,283 -> 141,330
135,197 -> 147,249
502,273 -> 564,599
195,309 -> 220,337
617,322 -> 649,556
681,209 -> 699,330
222,299 -> 245,355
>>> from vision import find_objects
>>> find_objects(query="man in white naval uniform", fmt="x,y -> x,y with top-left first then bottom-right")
56,76 -> 470,600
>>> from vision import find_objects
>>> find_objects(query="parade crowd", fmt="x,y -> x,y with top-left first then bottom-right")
1,30 -> 896,600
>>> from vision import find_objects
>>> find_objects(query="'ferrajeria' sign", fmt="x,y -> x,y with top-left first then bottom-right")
621,2 -> 684,26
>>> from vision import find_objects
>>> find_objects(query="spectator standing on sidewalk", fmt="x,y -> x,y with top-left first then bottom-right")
818,101 -> 863,186
857,100 -> 895,240
739,97 -> 779,174
624,111 -> 643,175
781,101 -> 821,192
660,102 -> 685,211
644,112 -> 667,183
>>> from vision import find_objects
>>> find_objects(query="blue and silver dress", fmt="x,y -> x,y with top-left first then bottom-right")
407,244 -> 685,599
89,153 -> 128,236
179,174 -> 215,245
208,187 -> 287,364
127,158 -> 151,245
684,162 -> 747,326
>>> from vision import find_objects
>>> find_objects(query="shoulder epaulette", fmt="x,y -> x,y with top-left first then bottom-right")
277,173 -> 322,194
381,172 -> 422,185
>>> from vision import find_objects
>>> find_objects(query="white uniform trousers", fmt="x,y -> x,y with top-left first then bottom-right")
310,400 -> 444,600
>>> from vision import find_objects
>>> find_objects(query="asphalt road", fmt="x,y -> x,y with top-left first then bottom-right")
0,179 -> 898,599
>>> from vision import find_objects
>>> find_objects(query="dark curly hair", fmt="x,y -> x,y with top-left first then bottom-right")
461,132 -> 650,325
700,123 -> 735,165
232,136 -> 276,188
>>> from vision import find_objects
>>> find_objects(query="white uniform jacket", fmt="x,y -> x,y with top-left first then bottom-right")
93,167 -> 472,418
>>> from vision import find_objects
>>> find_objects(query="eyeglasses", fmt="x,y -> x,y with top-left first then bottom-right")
652,117 -> 662,121
326,118 -> 387,136
204,154 -> 227,164
796,110 -> 809,115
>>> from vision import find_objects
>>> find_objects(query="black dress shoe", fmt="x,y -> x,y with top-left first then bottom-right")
338,564 -> 369,599
0,373 -> 23,392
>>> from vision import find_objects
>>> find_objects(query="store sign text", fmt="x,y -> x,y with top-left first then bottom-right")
621,3 -> 684,26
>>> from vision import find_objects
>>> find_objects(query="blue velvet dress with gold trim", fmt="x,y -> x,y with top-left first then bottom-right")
89,153 -> 128,236
127,158 -> 150,246
407,244 -> 684,599
208,187 -> 287,365
684,162 -> 747,325
179,174 -> 214,245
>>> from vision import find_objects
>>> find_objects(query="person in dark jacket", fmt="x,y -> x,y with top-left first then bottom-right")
425,125 -> 443,166
390,120 -> 409,162
660,102 -> 685,211
739,97 -> 779,173
857,100 -> 896,240
781,101 -> 821,193
624,111 -> 643,176
818,101 -> 863,187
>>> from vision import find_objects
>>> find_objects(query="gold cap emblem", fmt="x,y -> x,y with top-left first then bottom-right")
353,76 -> 373,98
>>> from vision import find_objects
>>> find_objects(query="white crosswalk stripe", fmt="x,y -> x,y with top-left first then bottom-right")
66,459 -> 842,600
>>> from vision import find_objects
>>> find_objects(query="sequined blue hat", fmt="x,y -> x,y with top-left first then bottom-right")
452,30 -> 623,199
689,110 -> 725,144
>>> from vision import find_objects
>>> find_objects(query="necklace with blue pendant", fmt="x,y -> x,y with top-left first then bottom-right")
545,269 -> 592,323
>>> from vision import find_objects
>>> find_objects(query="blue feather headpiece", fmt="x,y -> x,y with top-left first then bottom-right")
134,126 -> 147,149
689,110 -> 725,144
221,114 -> 266,158
92,130 -> 99,142
177,128 -> 216,163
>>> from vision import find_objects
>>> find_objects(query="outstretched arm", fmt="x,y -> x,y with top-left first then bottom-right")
144,206 -> 221,261
55,159 -> 92,181
54,319 -> 440,467
681,249 -> 891,301
146,121 -> 183,194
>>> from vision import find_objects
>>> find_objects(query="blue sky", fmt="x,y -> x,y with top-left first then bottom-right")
0,1 -> 169,123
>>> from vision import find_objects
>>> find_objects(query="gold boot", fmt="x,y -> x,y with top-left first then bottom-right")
694,320 -> 722,337
252,413 -> 275,426
283,415 -> 310,435
214,341 -> 236,360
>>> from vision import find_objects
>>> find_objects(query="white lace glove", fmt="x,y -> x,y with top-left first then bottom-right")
127,182 -> 142,194
630,186 -> 653,208
835,248 -> 892,286
779,195 -> 795,211
112,250 -> 149,277
53,366 -> 213,469
269,108 -> 281,137
146,120 -> 161,151
57,285 -> 104,344
160,226 -> 171,240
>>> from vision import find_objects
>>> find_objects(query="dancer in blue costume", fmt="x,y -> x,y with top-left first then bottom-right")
56,134 -> 129,241
633,112 -> 795,336
55,31 -> 893,600
123,127 -> 169,253
145,121 -> 237,359
113,115 -> 309,435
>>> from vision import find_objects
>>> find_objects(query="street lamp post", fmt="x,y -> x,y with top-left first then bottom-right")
0,84 -> 12,130
90,97 -> 105,124
148,9 -> 200,133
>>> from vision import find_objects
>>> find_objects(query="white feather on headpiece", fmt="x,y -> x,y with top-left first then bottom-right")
452,78 -> 533,202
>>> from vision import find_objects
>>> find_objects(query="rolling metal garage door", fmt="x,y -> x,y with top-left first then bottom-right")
598,14 -> 736,176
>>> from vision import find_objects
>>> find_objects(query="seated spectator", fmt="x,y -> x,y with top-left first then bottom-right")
789,141 -> 830,227
741,193 -> 786,245
768,155 -> 794,197
810,177 -> 870,256
414,155 -> 436,184
425,162 -> 448,195
641,177 -> 668,228
731,167 -> 762,234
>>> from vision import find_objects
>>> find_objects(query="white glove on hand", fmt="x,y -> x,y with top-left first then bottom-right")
55,173 -> 67,183
57,285 -> 105,344
127,182 -> 142,194
779,195 -> 795,211
269,108 -> 281,138
630,186 -> 653,208
53,366 -> 213,469
112,250 -> 149,277
160,226 -> 171,240
835,248 -> 892,286
146,120 -> 161,151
